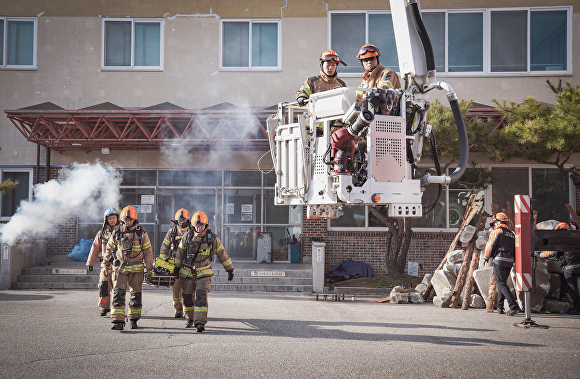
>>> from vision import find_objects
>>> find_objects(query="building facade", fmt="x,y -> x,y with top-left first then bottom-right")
1,1 -> 579,276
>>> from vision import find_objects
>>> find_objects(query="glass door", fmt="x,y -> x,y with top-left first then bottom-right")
156,188 -> 221,256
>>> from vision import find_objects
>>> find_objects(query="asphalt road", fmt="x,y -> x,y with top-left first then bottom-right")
0,289 -> 579,379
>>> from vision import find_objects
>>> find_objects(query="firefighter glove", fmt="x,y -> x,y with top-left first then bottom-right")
88,266 -> 93,272
297,96 -> 308,107
227,270 -> 234,281
484,258 -> 489,264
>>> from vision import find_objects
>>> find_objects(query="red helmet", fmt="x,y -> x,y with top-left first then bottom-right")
174,208 -> 190,222
570,218 -> 578,228
191,211 -> 209,228
120,206 -> 138,222
493,212 -> 508,223
357,43 -> 380,60
555,222 -> 570,230
319,49 -> 341,64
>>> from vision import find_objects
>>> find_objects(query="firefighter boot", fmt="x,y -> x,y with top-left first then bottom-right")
111,321 -> 125,330
100,309 -> 110,317
175,312 -> 183,318
195,323 -> 205,333
186,319 -> 194,328
130,319 -> 138,329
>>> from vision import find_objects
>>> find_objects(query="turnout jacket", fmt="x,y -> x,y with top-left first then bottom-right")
484,224 -> 516,267
86,222 -> 117,268
356,63 -> 401,99
296,70 -> 346,101
103,222 -> 153,273
159,224 -> 191,260
175,228 -> 234,279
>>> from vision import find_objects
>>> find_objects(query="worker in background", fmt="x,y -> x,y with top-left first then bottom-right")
538,222 -> 569,303
229,231 -> 242,256
356,43 -> 401,115
158,208 -> 192,318
242,230 -> 253,256
86,207 -> 120,316
175,211 -> 234,332
558,221 -> 580,315
296,49 -> 347,135
483,212 -> 522,316
103,206 -> 153,330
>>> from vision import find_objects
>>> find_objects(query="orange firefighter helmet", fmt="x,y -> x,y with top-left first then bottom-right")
357,43 -> 380,60
120,206 -> 138,222
555,222 -> 570,230
191,211 -> 209,228
319,49 -> 341,64
174,208 -> 190,222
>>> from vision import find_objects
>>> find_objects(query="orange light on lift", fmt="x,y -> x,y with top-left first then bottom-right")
372,194 -> 381,203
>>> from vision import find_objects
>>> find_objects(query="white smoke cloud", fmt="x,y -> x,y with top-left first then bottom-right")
0,161 -> 120,245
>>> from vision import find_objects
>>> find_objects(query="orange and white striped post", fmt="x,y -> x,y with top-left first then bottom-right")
514,194 -> 532,320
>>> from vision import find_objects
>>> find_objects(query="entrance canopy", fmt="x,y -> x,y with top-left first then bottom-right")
5,101 -> 276,153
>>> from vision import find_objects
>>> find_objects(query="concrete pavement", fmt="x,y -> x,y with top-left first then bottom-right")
0,289 -> 579,378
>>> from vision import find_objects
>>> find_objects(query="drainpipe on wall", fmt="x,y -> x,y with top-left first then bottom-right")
45,147 -> 51,183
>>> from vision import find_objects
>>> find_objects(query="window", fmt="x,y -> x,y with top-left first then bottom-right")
329,12 -> 398,74
101,18 -> 163,70
1,170 -> 33,219
531,168 -> 569,222
0,17 -> 37,69
424,7 -> 570,75
220,19 -> 281,70
329,7 -> 571,76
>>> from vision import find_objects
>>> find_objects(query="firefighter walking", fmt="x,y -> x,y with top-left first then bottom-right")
484,212 -> 521,316
158,208 -> 192,318
103,206 -> 153,330
86,207 -> 120,316
175,211 -> 234,332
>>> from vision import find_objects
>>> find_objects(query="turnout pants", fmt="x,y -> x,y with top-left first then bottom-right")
173,278 -> 184,314
493,264 -> 518,311
182,276 -> 211,326
98,264 -> 113,310
111,269 -> 144,322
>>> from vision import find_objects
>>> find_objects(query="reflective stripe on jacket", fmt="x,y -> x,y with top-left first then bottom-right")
296,70 -> 346,101
176,229 -> 234,279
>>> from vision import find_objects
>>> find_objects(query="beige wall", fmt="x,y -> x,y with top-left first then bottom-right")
1,1 -> 579,167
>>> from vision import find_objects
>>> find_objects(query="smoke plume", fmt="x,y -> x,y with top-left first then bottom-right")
0,162 -> 120,245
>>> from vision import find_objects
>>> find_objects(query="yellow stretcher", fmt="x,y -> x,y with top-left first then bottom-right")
145,256 -> 178,287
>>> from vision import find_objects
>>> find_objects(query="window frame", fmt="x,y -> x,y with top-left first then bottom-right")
327,164 -> 575,232
328,6 -> 572,78
0,17 -> 37,70
219,18 -> 282,71
0,168 -> 33,221
327,10 -> 394,78
100,18 -> 164,71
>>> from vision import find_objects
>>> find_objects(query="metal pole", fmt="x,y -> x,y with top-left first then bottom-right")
45,147 -> 51,182
36,145 -> 40,186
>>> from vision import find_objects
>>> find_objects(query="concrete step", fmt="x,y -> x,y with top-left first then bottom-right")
15,265 -> 313,292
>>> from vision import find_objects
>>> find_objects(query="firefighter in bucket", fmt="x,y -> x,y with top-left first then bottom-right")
103,206 -> 153,330
155,208 -> 193,318
175,211 -> 234,332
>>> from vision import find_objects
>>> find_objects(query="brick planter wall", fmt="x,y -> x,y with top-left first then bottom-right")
302,209 -> 455,277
